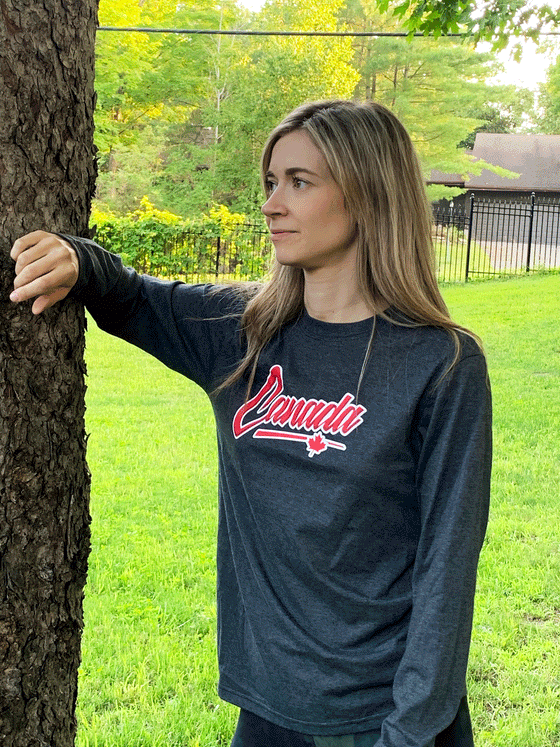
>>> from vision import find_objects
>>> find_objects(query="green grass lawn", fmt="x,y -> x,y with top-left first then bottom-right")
77,273 -> 560,747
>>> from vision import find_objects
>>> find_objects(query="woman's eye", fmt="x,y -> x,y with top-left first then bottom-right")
292,177 -> 307,189
265,180 -> 277,195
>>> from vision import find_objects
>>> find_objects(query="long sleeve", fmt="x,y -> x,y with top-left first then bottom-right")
375,352 -> 492,747
63,235 -> 244,390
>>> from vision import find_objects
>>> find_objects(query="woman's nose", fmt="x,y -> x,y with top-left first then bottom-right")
261,188 -> 287,217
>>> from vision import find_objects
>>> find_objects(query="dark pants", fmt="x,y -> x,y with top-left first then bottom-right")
230,696 -> 474,747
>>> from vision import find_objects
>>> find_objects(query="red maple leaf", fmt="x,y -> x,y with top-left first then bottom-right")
306,432 -> 329,457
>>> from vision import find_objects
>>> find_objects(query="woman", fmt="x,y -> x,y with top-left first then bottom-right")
11,100 -> 491,747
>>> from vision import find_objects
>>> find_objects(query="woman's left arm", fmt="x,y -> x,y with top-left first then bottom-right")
377,351 -> 492,747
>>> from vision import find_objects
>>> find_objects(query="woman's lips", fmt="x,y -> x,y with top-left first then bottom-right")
270,230 -> 296,239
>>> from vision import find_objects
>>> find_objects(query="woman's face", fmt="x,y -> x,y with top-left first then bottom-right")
262,130 -> 357,273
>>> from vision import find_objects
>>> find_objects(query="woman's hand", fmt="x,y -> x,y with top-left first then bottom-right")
10,231 -> 79,315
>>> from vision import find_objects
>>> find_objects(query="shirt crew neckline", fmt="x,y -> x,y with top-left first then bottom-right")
297,308 -> 380,340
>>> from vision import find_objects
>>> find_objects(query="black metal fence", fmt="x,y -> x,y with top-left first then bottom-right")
95,221 -> 271,283
144,223 -> 271,282
100,195 -> 560,284
433,193 -> 560,282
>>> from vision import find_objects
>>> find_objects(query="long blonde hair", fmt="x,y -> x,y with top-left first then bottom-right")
219,99 -> 478,393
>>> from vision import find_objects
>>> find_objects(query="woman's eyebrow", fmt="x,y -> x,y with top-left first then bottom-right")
265,167 -> 320,178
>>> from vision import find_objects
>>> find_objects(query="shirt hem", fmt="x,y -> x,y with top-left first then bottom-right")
218,685 -> 389,736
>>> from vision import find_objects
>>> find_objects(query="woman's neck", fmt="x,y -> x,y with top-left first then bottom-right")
303,267 -> 375,323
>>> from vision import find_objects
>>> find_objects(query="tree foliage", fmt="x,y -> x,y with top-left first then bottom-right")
213,0 -> 358,215
457,85 -> 534,148
94,0 -> 535,217
375,0 -> 560,47
538,53 -> 560,134
342,1 -> 500,169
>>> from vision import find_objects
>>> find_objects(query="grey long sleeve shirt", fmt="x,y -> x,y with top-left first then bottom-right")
66,237 -> 491,747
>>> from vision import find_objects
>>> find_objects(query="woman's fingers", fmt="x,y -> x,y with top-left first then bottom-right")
11,230 -> 54,263
31,287 -> 72,316
10,232 -> 79,313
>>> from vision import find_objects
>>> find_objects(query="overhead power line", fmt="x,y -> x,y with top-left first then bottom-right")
97,26 -> 560,37
97,26 -> 460,37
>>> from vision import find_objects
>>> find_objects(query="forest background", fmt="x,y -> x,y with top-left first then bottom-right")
94,0 -> 560,226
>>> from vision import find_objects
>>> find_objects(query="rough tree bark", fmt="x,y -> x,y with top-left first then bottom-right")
0,1 -> 98,745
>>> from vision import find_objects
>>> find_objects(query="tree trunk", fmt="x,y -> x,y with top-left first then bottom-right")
0,1 -> 98,745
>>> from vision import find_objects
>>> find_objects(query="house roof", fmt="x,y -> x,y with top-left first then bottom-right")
428,133 -> 560,192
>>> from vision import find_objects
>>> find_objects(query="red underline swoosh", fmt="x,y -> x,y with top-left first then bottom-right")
253,429 -> 346,450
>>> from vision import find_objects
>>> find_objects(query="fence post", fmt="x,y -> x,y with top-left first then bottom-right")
526,192 -> 535,273
465,193 -> 475,282
444,200 -> 454,279
215,234 -> 221,279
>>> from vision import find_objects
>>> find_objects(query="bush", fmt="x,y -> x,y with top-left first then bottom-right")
90,199 -> 270,281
